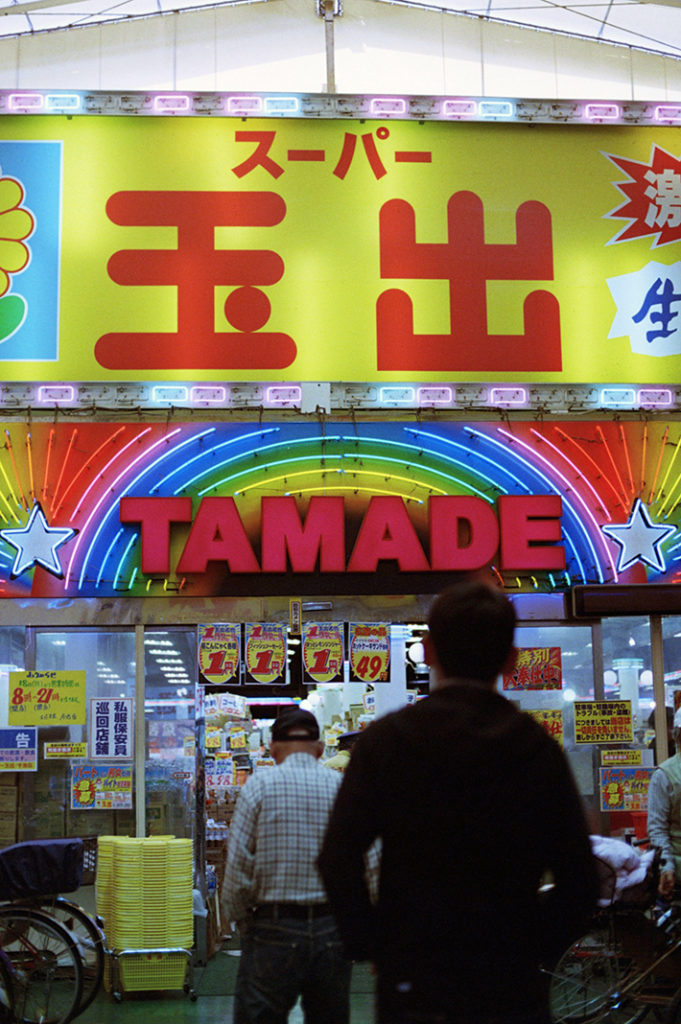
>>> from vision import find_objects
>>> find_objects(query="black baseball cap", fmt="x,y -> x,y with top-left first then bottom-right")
271,708 -> 320,742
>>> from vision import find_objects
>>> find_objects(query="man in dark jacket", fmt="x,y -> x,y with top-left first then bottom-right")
318,580 -> 599,1024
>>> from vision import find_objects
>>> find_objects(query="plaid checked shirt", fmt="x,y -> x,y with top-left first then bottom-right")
223,751 -> 342,922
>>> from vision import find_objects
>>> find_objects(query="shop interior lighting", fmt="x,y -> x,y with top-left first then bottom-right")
264,96 -> 300,115
8,379 -> 681,414
370,98 -> 407,116
119,95 -> 151,111
151,385 -> 189,404
193,95 -> 224,112
656,105 -> 681,122
441,99 -> 477,118
189,385 -> 227,405
0,90 -> 672,126
8,93 -> 43,111
230,385 -> 264,406
227,95 -> 263,116
264,385 -> 302,406
638,388 -> 673,407
600,387 -> 637,408
584,103 -> 620,121
46,94 -> 81,112
37,385 -> 75,404
378,386 -> 416,404
153,94 -> 191,113
479,101 -> 514,119
489,386 -> 528,407
417,386 -> 453,406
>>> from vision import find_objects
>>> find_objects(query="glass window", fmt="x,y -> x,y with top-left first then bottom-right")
601,616 -> 652,740
144,628 -> 196,839
661,615 -> 681,755
502,624 -> 603,829
20,629 -> 137,842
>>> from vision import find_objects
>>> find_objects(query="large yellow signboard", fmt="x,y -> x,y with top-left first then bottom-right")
1,116 -> 681,382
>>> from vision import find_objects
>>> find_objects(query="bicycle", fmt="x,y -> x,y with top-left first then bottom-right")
546,842 -> 681,1024
0,838 -> 104,1024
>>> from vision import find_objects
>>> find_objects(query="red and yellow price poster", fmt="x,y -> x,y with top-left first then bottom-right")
503,648 -> 562,690
71,764 -> 133,810
574,700 -> 634,744
600,767 -> 653,812
198,623 -> 241,685
302,623 -> 344,684
527,709 -> 564,746
9,670 -> 86,726
245,623 -> 287,684
349,623 -> 390,682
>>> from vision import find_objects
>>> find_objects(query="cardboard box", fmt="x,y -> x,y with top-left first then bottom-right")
0,790 -> 17,813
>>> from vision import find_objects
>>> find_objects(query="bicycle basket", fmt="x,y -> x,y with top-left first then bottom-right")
0,838 -> 84,900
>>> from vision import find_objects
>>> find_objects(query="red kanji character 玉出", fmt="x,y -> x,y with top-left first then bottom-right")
232,132 -> 284,179
95,191 -> 296,371
376,190 -> 561,372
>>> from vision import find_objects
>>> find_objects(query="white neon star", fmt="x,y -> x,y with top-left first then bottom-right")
601,499 -> 676,574
0,503 -> 77,580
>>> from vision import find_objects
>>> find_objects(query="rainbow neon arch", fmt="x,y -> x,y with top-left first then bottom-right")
0,420 -> 678,597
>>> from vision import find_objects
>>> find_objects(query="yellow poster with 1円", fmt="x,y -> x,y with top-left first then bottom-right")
9,670 -> 86,726
302,623 -> 344,684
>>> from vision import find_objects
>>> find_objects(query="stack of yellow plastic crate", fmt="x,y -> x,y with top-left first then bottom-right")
96,836 -> 193,992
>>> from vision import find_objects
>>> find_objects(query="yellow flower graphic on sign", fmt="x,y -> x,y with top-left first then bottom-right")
0,175 -> 34,297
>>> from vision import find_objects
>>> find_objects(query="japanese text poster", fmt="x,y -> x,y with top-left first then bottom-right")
350,623 -> 390,682
71,763 -> 133,810
244,623 -> 287,684
0,728 -> 37,771
503,647 -> 562,690
600,767 -> 653,811
89,698 -> 133,759
198,623 -> 241,685
302,622 -> 344,683
9,670 -> 86,725
527,709 -> 564,745
574,700 -> 634,744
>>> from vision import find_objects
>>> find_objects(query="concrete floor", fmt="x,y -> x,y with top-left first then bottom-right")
78,955 -> 376,1024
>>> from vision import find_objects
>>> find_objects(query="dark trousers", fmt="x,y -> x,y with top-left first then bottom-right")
376,974 -> 552,1024
234,910 -> 351,1024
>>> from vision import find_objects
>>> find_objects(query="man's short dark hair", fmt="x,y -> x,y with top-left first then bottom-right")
427,580 -> 516,683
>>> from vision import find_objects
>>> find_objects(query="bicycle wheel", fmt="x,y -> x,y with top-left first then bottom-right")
32,898 -> 104,1014
0,908 -> 83,1024
549,926 -> 648,1024
0,952 -> 14,1024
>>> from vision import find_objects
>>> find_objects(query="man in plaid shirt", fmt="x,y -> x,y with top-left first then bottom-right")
222,707 -> 350,1024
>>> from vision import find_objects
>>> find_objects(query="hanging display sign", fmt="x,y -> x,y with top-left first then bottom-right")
0,118 -> 680,386
206,755 -> 234,789
574,700 -> 634,744
0,727 -> 37,771
2,420 -> 681,600
8,670 -> 86,725
503,648 -> 562,690
44,741 -> 88,759
302,623 -> 344,684
599,767 -> 653,812
198,623 -> 241,685
350,623 -> 390,682
70,763 -> 134,809
527,709 -> 564,745
89,698 -> 133,759
244,623 -> 287,684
